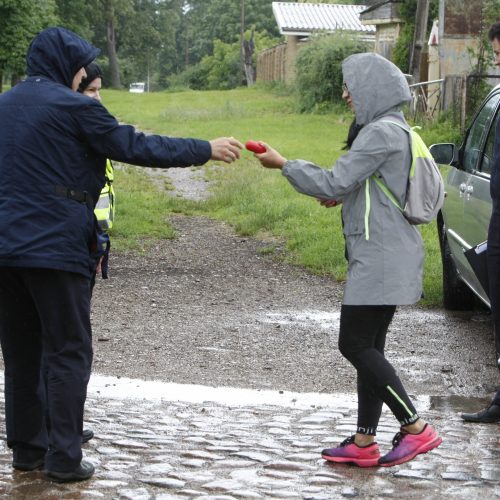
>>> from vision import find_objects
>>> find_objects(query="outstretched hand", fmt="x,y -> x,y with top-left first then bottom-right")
251,142 -> 287,169
210,137 -> 244,164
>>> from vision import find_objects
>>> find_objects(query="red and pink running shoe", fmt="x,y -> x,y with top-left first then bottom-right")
321,436 -> 380,467
378,423 -> 442,467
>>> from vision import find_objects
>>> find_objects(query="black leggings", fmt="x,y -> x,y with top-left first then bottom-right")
338,305 -> 418,435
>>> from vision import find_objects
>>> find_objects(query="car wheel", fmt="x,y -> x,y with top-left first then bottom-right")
442,232 -> 476,310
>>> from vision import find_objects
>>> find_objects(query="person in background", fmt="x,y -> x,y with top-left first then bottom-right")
78,62 -> 115,235
252,52 -> 442,467
461,21 -> 500,424
0,26 -> 242,483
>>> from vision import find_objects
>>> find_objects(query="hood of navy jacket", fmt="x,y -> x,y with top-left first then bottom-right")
26,27 -> 100,87
0,27 -> 210,278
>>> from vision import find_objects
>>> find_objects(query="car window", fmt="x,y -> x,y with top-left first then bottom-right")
463,93 -> 500,173
480,108 -> 500,174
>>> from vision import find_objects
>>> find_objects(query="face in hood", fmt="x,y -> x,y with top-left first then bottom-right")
26,27 -> 100,88
341,53 -> 411,125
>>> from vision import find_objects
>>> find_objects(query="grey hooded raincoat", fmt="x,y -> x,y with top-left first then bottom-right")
282,53 -> 423,305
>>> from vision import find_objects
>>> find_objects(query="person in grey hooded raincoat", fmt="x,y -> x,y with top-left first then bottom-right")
253,53 -> 442,468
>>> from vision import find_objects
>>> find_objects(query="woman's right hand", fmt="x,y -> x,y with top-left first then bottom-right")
318,199 -> 342,208
253,142 -> 287,170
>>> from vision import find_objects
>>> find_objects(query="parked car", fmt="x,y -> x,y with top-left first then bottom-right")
430,84 -> 500,310
129,82 -> 145,93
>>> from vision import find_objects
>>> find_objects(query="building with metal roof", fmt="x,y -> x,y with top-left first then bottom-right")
257,3 -> 375,85
272,2 -> 376,37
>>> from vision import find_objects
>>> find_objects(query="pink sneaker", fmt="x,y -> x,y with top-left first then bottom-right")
321,436 -> 380,467
378,423 -> 442,467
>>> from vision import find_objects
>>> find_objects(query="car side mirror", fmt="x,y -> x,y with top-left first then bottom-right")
429,143 -> 456,165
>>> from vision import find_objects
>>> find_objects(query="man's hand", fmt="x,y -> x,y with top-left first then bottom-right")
210,137 -> 244,164
252,142 -> 287,169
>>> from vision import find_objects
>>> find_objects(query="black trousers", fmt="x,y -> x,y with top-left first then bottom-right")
338,305 -> 418,435
0,267 -> 92,471
487,212 -> 500,405
488,212 -> 500,358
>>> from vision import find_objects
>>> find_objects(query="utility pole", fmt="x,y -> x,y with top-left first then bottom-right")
409,0 -> 430,82
240,0 -> 245,84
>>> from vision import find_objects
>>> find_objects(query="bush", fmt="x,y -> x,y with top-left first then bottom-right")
171,63 -> 211,90
416,113 -> 463,147
169,30 -> 281,91
295,33 -> 369,113
201,39 -> 242,90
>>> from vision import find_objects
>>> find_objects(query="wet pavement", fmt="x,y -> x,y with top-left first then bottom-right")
0,374 -> 499,499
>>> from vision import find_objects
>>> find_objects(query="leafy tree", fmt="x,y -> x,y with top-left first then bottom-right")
118,0 -> 183,88
175,29 -> 278,90
54,0 -> 97,40
182,0 -> 280,67
101,0 -> 134,88
0,0 -> 58,91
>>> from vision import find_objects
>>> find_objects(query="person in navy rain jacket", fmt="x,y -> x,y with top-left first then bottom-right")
0,26 -> 242,483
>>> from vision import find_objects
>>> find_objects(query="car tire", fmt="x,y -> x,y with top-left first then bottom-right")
442,232 -> 476,310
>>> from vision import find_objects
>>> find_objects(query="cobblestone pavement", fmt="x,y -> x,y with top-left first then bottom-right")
0,374 -> 499,499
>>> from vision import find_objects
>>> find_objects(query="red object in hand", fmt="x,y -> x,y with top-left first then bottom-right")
245,140 -> 266,154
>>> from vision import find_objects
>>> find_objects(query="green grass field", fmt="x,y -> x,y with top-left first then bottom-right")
103,86 -> 443,307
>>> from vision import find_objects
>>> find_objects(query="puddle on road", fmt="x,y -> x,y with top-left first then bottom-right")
430,394 -> 493,414
262,310 -> 341,329
88,374 -> 438,416
85,308 -> 492,415
88,373 -> 359,410
259,307 -> 455,331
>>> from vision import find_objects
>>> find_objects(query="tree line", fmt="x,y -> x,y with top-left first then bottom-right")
0,0 -> 372,93
0,0 -> 290,92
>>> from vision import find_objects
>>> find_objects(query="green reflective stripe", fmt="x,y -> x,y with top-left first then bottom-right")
105,159 -> 114,182
386,385 -> 414,417
364,178 -> 371,240
372,176 -> 402,211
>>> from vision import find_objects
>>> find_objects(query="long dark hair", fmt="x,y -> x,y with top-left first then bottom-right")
343,119 -> 363,150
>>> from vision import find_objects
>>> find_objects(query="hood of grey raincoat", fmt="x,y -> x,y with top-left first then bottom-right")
342,53 -> 411,125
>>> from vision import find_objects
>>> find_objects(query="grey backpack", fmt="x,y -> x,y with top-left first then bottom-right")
372,120 -> 445,225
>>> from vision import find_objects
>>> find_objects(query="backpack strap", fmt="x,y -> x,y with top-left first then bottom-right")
362,119 -> 409,238
372,175 -> 402,211
370,119 -> 412,213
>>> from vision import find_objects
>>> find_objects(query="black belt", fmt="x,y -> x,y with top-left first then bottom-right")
55,186 -> 93,208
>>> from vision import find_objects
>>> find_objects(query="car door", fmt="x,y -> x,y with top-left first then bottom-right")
445,90 -> 500,295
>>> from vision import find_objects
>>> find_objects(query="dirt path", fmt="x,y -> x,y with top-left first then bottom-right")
90,166 -> 500,398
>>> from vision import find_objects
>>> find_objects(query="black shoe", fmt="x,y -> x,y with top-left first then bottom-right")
461,404 -> 500,423
12,448 -> 45,471
12,450 -> 45,471
82,428 -> 94,444
44,460 -> 95,483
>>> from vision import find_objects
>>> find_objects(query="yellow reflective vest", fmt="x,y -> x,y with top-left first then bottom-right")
94,159 -> 115,230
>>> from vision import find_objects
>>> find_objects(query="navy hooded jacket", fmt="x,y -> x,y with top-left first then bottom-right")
0,27 -> 211,278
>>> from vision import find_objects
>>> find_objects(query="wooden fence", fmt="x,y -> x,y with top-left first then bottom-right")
256,43 -> 288,83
